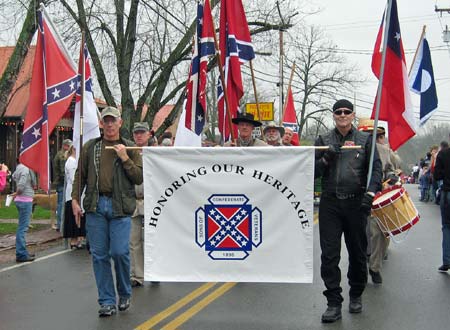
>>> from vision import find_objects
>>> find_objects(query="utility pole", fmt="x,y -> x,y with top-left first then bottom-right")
279,29 -> 284,122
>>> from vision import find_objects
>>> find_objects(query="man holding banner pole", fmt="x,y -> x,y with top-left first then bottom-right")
315,99 -> 382,323
224,113 -> 267,147
72,107 -> 143,317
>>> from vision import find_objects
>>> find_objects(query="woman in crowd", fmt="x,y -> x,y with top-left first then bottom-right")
12,160 -> 37,262
63,145 -> 86,249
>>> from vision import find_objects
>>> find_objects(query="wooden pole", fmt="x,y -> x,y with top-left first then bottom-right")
208,0 -> 235,141
408,25 -> 426,76
77,31 -> 85,213
105,145 -> 362,150
280,62 -> 296,125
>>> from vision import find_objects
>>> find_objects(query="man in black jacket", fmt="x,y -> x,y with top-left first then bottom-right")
315,99 -> 382,323
433,144 -> 450,273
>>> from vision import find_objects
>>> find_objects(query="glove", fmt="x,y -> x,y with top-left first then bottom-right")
323,144 -> 341,164
360,192 -> 374,215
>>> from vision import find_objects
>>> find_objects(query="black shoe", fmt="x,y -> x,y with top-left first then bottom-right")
131,279 -> 143,287
118,297 -> 130,311
369,269 -> 383,284
349,296 -> 362,313
438,264 -> 450,272
321,306 -> 342,323
16,256 -> 35,263
98,305 -> 117,317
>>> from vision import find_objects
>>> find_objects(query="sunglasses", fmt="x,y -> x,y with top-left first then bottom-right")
333,109 -> 353,116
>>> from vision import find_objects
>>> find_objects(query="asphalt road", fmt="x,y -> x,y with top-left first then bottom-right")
1,184 -> 449,330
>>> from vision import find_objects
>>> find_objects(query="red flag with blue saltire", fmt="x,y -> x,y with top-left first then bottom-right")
73,41 -> 100,161
371,0 -> 416,151
185,0 -> 216,135
282,87 -> 300,146
217,0 -> 255,140
19,6 -> 77,192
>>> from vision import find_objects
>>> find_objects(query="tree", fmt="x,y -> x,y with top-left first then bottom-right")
284,25 -> 364,140
0,0 -> 48,118
55,0 -> 293,138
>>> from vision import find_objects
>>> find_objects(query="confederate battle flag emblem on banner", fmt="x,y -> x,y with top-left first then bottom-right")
195,194 -> 262,260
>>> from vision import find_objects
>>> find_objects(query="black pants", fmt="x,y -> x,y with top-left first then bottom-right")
319,194 -> 368,306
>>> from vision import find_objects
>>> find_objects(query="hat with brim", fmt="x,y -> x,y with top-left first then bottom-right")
231,112 -> 262,127
62,139 -> 72,146
133,122 -> 150,133
357,118 -> 385,134
263,121 -> 285,137
101,106 -> 121,119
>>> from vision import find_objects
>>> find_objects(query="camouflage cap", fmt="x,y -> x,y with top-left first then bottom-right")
133,122 -> 150,133
101,106 -> 121,119
62,139 -> 72,146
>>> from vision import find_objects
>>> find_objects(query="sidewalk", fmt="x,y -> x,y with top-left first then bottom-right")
0,219 -> 63,263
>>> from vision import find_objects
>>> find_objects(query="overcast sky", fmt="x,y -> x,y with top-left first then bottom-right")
305,0 -> 450,129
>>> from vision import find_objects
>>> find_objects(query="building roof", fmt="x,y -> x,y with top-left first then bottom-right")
0,46 -> 178,131
0,46 -> 35,118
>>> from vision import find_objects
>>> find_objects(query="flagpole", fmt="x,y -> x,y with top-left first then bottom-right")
249,60 -> 263,137
408,25 -> 426,76
367,0 -> 393,190
208,0 -> 236,142
77,31 -> 85,217
280,62 -> 296,125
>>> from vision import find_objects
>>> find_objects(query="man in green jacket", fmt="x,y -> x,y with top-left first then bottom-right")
72,106 -> 143,317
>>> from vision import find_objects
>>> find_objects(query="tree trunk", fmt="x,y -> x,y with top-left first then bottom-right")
0,0 -> 43,118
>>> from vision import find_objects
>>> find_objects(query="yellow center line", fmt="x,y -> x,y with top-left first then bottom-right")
161,282 -> 237,330
134,282 -> 218,330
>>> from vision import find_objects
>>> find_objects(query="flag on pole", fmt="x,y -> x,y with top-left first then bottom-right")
174,102 -> 202,146
19,6 -> 77,192
217,0 -> 255,140
371,0 -> 416,151
185,0 -> 216,136
73,41 -> 100,161
409,32 -> 438,126
282,87 -> 300,146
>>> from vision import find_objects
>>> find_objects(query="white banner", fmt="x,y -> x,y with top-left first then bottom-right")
143,147 -> 315,283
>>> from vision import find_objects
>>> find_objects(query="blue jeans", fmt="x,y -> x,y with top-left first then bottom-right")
56,185 -> 64,229
15,201 -> 33,260
86,196 -> 131,306
439,191 -> 450,265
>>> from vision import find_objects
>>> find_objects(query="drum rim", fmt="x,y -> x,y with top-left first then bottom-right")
383,215 -> 420,236
372,186 -> 404,209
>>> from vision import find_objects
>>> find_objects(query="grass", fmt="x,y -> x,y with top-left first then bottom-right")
0,202 -> 52,219
0,223 -> 50,235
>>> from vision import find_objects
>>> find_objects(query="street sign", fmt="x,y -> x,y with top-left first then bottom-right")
245,102 -> 274,121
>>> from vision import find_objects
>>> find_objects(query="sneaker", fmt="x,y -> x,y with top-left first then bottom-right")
321,306 -> 342,323
118,297 -> 130,311
131,279 -> 143,287
349,296 -> 362,313
16,256 -> 35,263
98,305 -> 117,317
369,269 -> 383,284
438,264 -> 450,272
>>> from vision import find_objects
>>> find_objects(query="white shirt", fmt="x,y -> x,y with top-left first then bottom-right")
64,156 -> 77,202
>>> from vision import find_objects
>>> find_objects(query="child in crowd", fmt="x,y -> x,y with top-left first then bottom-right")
419,165 -> 431,202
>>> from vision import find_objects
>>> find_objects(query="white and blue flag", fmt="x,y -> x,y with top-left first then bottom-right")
409,33 -> 438,126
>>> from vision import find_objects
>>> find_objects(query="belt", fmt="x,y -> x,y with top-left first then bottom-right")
99,192 -> 112,198
323,192 -> 360,200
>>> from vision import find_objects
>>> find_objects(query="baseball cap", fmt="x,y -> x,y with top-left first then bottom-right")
62,139 -> 72,146
133,122 -> 150,133
101,106 -> 121,119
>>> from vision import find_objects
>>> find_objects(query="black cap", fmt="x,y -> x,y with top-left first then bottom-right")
332,99 -> 354,112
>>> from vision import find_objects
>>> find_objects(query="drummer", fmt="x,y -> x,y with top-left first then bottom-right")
358,119 -> 401,285
315,100 -> 382,323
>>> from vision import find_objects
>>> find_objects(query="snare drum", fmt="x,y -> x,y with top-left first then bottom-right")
371,186 -> 420,237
